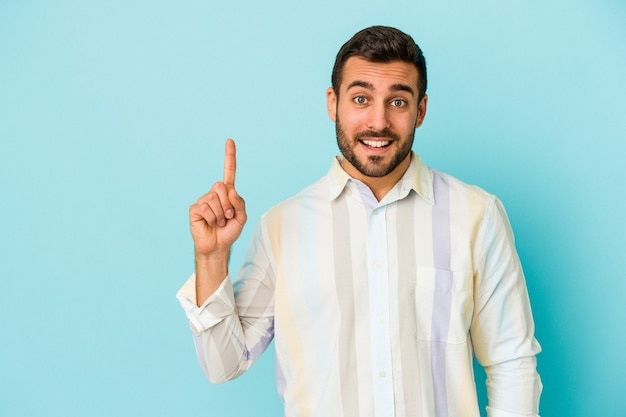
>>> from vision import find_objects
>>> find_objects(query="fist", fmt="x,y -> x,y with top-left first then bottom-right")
189,139 -> 247,256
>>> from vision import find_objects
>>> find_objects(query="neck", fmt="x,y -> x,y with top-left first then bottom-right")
341,154 -> 411,201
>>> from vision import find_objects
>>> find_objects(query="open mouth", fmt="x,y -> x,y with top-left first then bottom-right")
361,139 -> 391,149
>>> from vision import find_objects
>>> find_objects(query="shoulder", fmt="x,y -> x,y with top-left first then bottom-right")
431,168 -> 497,206
260,175 -> 330,226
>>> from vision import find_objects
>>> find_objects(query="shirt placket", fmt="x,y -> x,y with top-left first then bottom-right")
368,204 -> 394,417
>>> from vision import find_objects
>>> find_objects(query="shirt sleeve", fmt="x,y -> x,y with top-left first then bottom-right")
175,220 -> 276,384
471,197 -> 543,416
175,273 -> 236,334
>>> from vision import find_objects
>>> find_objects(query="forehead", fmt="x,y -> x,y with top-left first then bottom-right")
340,57 -> 419,92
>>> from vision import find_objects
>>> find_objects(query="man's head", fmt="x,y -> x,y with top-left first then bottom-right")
327,26 -> 428,193
331,26 -> 427,102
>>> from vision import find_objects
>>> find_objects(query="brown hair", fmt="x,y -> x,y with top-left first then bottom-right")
331,26 -> 427,100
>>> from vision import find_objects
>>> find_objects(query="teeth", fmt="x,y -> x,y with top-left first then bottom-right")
362,140 -> 390,148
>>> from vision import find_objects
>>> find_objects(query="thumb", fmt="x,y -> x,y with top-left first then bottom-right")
228,187 -> 246,218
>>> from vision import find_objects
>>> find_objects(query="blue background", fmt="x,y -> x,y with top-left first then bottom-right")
1,1 -> 625,416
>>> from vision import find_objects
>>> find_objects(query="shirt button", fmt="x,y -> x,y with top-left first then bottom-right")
377,317 -> 384,324
379,371 -> 387,378
372,209 -> 378,215
374,262 -> 381,269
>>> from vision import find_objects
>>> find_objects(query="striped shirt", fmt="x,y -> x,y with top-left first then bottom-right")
177,153 -> 542,417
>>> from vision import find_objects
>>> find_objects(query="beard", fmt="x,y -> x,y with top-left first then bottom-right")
335,117 -> 415,178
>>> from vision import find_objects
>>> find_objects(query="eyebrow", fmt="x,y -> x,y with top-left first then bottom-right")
346,80 -> 415,96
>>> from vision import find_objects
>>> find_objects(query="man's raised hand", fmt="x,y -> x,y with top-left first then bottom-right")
189,139 -> 247,257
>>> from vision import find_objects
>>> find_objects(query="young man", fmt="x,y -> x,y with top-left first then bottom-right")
177,26 -> 542,417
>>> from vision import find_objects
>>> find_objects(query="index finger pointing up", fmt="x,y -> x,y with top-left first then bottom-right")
223,138 -> 237,186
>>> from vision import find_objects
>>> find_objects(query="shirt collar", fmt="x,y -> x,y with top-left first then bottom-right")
327,152 -> 435,205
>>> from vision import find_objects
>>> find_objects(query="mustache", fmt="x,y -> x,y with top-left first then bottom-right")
354,129 -> 401,141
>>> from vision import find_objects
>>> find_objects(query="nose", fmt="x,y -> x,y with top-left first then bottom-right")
366,103 -> 390,131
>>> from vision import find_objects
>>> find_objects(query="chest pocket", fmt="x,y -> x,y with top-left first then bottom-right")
415,266 -> 472,344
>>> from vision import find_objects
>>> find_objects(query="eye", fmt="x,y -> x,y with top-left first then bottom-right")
391,99 -> 407,107
353,96 -> 368,105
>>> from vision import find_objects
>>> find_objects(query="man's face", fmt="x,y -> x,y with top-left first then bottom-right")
327,57 -> 427,181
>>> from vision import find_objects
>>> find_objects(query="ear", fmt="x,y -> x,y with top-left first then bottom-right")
326,87 -> 337,122
415,94 -> 428,128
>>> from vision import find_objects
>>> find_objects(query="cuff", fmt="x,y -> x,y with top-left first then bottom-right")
175,273 -> 235,333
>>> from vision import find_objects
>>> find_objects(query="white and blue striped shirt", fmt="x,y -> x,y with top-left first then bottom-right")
177,153 -> 542,417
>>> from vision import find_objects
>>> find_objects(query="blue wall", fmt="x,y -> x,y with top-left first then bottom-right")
1,1 -> 625,416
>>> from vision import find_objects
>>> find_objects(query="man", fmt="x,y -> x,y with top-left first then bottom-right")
177,26 -> 542,417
